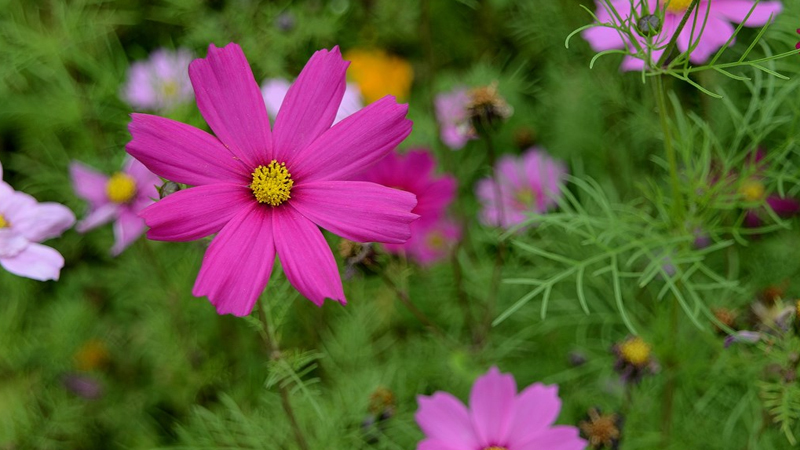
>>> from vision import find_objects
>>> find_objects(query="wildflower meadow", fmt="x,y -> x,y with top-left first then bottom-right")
2,0 -> 800,449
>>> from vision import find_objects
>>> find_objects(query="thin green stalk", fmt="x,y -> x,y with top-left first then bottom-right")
653,75 -> 683,225
257,306 -> 310,450
655,0 -> 700,67
661,296 -> 680,445
380,271 -> 454,345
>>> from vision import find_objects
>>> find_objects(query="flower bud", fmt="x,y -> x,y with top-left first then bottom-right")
636,15 -> 661,37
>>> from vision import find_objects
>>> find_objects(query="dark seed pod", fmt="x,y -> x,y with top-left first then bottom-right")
636,15 -> 661,37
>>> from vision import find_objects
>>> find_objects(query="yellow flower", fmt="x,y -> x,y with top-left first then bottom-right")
344,49 -> 413,104
74,339 -> 110,372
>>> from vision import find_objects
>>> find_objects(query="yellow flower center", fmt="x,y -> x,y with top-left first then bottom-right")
619,337 -> 651,366
515,188 -> 535,206
0,213 -> 9,229
484,447 -> 508,450
426,231 -> 446,249
251,160 -> 294,206
106,172 -> 137,204
162,80 -> 179,98
740,180 -> 765,202
666,0 -> 692,12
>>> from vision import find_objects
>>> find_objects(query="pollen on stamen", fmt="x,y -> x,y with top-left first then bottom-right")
251,160 -> 294,206
666,0 -> 692,12
0,213 -> 9,229
106,173 -> 137,204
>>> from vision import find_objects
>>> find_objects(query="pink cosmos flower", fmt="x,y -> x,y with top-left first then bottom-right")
122,48 -> 194,111
403,217 -> 461,266
435,87 -> 476,150
0,161 -> 75,281
582,0 -> 783,71
70,158 -> 161,255
357,149 -> 458,264
476,147 -> 567,229
262,78 -> 363,125
738,150 -> 800,228
126,43 -> 416,316
415,367 -> 587,450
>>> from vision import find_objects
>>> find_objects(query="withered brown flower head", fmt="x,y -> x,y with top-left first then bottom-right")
467,82 -> 512,133
579,407 -> 623,449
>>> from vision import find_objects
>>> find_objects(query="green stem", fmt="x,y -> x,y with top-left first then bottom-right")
653,75 -> 683,225
661,296 -> 680,446
655,0 -> 701,68
380,272 -> 453,344
257,306 -> 310,450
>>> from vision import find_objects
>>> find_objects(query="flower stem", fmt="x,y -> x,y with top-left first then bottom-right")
478,132 -> 506,346
661,296 -> 680,445
380,271 -> 452,344
653,74 -> 683,225
257,305 -> 310,450
655,0 -> 701,68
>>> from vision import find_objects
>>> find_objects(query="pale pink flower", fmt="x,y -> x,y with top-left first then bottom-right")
415,367 -> 587,450
261,78 -> 363,124
122,48 -> 194,111
582,0 -> 783,71
476,147 -> 567,229
435,87 -> 476,150
70,158 -> 161,255
403,217 -> 461,266
126,43 -> 416,316
0,161 -> 75,281
357,149 -> 458,264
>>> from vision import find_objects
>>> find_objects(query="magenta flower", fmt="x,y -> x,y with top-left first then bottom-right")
122,48 -> 194,111
126,43 -> 416,316
476,147 -> 567,229
582,0 -> 783,71
262,78 -> 363,125
357,149 -> 457,264
0,161 -> 75,281
738,150 -> 800,228
403,217 -> 461,266
415,367 -> 586,450
435,87 -> 476,150
70,158 -> 161,255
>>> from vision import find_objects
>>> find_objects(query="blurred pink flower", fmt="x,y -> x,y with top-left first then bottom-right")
403,217 -> 461,266
415,367 -> 586,450
261,78 -> 363,124
357,149 -> 458,265
0,161 -> 75,281
122,48 -> 194,111
435,87 -> 476,150
70,158 -> 160,255
476,147 -> 567,229
582,0 -> 783,71
738,150 -> 800,228
126,43 -> 416,316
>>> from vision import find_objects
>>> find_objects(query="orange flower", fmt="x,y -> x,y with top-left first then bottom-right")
344,49 -> 413,104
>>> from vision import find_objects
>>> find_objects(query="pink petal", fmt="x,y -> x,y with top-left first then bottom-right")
417,440 -> 465,450
713,0 -> 782,26
189,43 -> 273,167
192,204 -> 275,316
0,230 -> 28,258
515,425 -> 587,450
127,114 -> 250,186
766,196 -> 800,217
469,367 -> 517,447
70,162 -> 110,209
12,202 -> 75,243
415,393 -> 479,447
273,206 -> 345,306
415,176 -> 457,228
123,157 -> 161,202
0,243 -> 65,281
678,15 -> 735,64
272,47 -> 348,162
288,96 -> 412,183
140,184 -> 251,242
76,203 -> 118,233
111,209 -> 146,256
506,383 -> 562,447
290,181 -> 418,244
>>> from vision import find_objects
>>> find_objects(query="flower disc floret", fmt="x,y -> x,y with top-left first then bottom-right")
666,0 -> 692,11
106,172 -> 138,204
619,337 -> 651,366
0,213 -> 9,229
251,160 -> 293,206
740,180 -> 765,202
